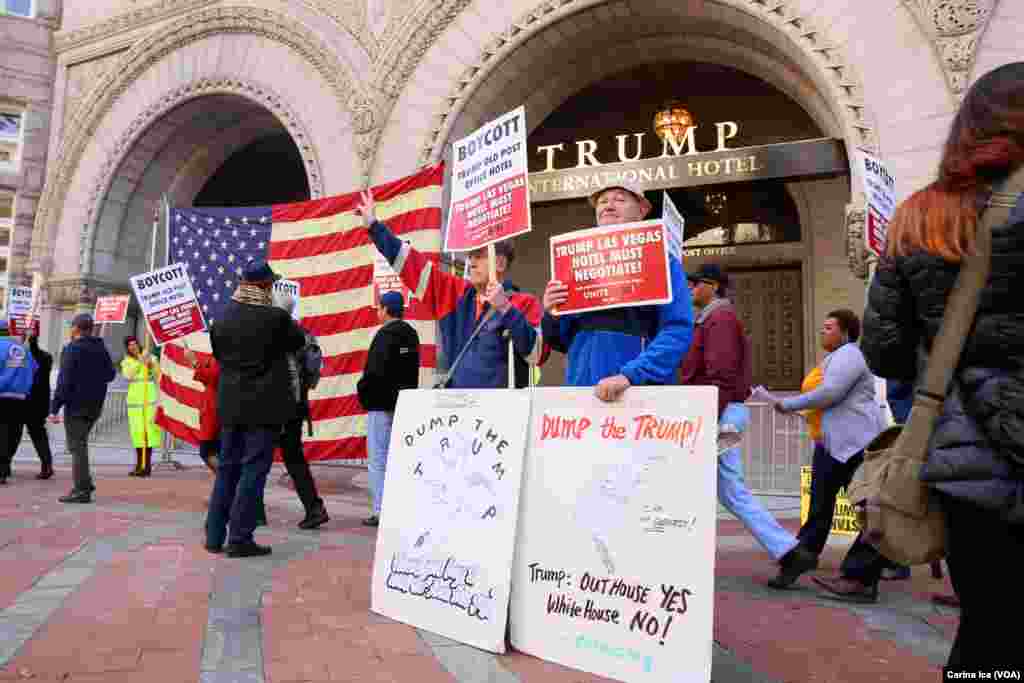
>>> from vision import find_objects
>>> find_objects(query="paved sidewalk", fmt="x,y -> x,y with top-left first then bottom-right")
0,454 -> 956,682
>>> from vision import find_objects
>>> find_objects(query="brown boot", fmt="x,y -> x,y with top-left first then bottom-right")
812,575 -> 879,604
139,448 -> 152,477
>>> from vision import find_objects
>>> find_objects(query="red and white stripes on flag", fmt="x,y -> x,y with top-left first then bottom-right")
155,164 -> 443,460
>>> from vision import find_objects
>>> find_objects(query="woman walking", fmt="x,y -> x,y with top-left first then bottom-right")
766,310 -> 886,600
121,336 -> 161,476
860,63 -> 1024,668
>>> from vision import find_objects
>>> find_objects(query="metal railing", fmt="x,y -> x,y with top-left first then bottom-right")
738,401 -> 815,496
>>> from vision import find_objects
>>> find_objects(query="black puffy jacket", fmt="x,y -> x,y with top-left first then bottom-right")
862,193 -> 1024,521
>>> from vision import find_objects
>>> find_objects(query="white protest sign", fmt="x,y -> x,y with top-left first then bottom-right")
371,389 -> 532,653
860,150 -> 896,257
446,105 -> 530,252
662,192 -> 685,263
6,285 -> 35,336
510,387 -> 718,683
129,263 -> 206,345
272,279 -> 301,320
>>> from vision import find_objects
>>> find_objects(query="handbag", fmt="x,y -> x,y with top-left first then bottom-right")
847,168 -> 1024,566
431,307 -> 495,389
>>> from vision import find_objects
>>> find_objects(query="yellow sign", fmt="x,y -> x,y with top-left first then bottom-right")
799,465 -> 861,536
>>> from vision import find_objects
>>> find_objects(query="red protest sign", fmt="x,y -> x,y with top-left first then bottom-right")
7,317 -> 39,337
445,106 -> 531,252
550,220 -> 673,315
94,295 -> 131,324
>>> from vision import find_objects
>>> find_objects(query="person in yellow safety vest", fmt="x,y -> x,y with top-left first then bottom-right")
121,336 -> 161,477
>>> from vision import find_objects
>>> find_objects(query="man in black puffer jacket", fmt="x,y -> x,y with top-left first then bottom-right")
357,291 -> 420,527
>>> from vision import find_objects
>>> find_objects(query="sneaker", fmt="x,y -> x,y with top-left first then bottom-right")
298,503 -> 329,530
225,541 -> 272,558
767,545 -> 818,589
59,490 -> 93,504
362,515 -> 380,527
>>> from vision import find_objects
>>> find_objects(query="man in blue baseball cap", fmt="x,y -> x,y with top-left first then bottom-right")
207,259 -> 306,557
357,289 -> 421,526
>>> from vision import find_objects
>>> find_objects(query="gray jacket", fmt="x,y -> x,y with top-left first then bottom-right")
781,343 -> 884,463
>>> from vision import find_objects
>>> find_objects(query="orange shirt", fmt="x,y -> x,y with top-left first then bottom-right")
801,366 -> 825,443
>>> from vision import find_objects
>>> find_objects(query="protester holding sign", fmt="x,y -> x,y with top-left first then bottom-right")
356,189 -> 543,389
7,332 -> 55,481
121,336 -> 162,477
542,180 -> 692,401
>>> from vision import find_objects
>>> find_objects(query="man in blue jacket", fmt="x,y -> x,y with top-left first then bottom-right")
0,334 -> 38,485
542,180 -> 693,400
49,313 -> 117,503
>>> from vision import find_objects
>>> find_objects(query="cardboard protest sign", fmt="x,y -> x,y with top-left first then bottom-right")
859,151 -> 896,257
550,220 -> 672,315
510,387 -> 718,682
371,389 -> 532,653
661,192 -> 684,263
129,263 -> 206,345
7,285 -> 38,336
446,106 -> 530,252
94,295 -> 131,324
800,466 -> 859,535
272,279 -> 301,320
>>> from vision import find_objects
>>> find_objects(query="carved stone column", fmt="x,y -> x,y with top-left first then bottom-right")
845,200 -> 871,281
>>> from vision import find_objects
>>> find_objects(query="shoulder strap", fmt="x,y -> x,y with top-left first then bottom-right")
440,307 -> 494,385
903,165 -> 1024,457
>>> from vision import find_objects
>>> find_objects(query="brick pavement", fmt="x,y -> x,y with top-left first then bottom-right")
0,462 -> 956,682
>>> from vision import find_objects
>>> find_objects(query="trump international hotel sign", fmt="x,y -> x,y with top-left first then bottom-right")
527,122 -> 847,203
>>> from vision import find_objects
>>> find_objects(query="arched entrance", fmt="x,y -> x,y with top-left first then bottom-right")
77,93 -> 312,351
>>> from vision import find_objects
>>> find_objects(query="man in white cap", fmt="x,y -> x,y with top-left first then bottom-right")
542,180 -> 693,401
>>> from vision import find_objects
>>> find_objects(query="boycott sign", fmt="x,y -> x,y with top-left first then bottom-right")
661,192 -> 684,262
6,286 -> 37,336
800,466 -> 860,535
371,389 -> 532,653
446,106 -> 530,252
510,387 -> 718,682
272,279 -> 301,320
94,295 -> 131,324
550,220 -> 672,315
860,151 -> 896,257
129,263 -> 206,345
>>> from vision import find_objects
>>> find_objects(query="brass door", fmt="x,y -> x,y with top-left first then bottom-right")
729,268 -> 803,390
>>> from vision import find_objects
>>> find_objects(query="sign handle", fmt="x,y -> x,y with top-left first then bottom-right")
487,244 -> 498,284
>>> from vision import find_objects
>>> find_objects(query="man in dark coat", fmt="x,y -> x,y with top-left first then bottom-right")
50,313 -> 117,503
207,260 -> 306,557
357,290 -> 420,526
9,332 -> 54,480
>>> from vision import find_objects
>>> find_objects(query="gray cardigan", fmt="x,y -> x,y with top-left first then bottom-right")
781,343 -> 885,463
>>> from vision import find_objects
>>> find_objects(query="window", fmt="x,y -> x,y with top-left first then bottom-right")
0,192 -> 12,227
0,111 -> 24,167
1,0 -> 33,18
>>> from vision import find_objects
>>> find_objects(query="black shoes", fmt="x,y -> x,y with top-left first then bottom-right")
225,541 -> 272,558
36,467 -> 54,480
767,544 -> 819,589
362,515 -> 380,527
812,575 -> 880,604
204,543 -> 223,554
298,502 -> 329,530
59,490 -> 93,504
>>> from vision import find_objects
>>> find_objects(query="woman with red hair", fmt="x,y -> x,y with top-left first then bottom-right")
861,62 -> 1024,668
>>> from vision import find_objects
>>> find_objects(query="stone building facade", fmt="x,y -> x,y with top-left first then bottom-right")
2,0 -> 1021,385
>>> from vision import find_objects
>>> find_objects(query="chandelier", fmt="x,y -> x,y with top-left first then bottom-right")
653,100 -> 695,146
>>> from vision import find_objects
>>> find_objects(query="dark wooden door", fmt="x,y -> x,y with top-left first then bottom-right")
729,268 -> 803,390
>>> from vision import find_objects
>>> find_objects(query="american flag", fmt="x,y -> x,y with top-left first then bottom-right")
155,164 -> 443,460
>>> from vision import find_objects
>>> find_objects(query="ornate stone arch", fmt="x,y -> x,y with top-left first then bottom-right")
78,76 -> 325,274
33,5 -> 361,275
413,0 -> 879,165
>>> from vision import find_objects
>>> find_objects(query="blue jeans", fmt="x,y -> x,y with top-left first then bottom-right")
366,411 -> 395,516
206,425 -> 275,547
718,403 -> 798,560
